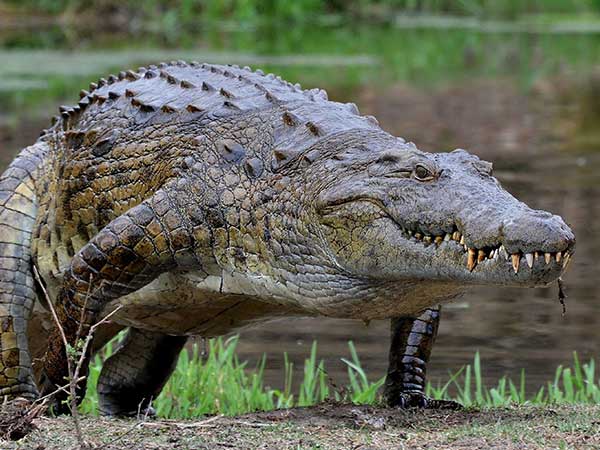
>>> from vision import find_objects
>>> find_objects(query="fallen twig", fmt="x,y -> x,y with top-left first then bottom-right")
33,265 -> 123,449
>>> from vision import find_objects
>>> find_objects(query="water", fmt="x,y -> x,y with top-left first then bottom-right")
1,21 -> 599,394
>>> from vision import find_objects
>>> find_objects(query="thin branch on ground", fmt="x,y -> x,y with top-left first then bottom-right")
33,265 -> 123,450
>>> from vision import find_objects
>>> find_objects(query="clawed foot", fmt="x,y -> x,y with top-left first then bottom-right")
99,404 -> 157,418
391,392 -> 463,410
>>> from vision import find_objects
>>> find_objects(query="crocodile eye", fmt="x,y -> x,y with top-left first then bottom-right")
414,164 -> 435,181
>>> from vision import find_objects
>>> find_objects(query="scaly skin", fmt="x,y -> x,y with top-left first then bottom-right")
0,62 -> 575,415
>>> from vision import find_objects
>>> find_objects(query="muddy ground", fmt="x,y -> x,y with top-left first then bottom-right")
2,403 -> 599,450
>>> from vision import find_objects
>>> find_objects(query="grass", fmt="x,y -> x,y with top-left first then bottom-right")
80,334 -> 600,419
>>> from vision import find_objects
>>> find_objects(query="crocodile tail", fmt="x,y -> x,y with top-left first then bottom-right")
0,141 -> 48,400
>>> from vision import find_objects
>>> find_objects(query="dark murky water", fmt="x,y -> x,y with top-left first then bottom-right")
1,23 -> 599,393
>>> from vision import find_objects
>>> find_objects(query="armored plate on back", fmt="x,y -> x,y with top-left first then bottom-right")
0,62 -> 574,414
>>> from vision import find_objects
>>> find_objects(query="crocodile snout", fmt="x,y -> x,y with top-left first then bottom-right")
501,209 -> 575,256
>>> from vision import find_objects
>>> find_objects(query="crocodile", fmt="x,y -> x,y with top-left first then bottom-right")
0,61 -> 575,415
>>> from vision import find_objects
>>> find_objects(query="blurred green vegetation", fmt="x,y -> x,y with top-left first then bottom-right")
2,23 -> 599,115
5,0 -> 600,23
1,0 -> 600,122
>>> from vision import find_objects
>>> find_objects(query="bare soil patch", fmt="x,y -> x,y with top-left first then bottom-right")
2,403 -> 599,449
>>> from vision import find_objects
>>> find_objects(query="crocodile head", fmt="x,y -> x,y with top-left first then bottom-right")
313,135 -> 575,288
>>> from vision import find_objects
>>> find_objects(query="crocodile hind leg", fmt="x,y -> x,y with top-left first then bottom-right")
97,328 -> 187,416
40,189 -> 197,411
384,306 -> 461,409
0,143 -> 48,401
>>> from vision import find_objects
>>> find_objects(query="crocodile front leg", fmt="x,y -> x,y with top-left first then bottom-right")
384,306 -> 461,409
40,190 -> 196,410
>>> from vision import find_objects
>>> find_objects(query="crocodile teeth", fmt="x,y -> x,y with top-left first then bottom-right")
511,254 -> 520,273
452,231 -> 460,241
415,233 -> 422,240
460,235 -> 465,245
563,253 -> 571,268
477,249 -> 486,263
525,253 -> 534,268
499,245 -> 508,260
467,248 -> 477,271
423,236 -> 432,244
444,233 -> 451,242
556,252 -> 562,263
545,252 -> 551,264
435,236 -> 444,245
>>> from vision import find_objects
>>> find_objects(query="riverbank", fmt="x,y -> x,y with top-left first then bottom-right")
5,403 -> 599,449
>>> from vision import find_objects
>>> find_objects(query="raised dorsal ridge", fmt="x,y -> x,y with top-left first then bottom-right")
346,103 -> 360,115
125,70 -> 139,81
305,121 -> 320,136
220,88 -> 234,98
186,104 -> 203,113
218,139 -> 245,163
244,158 -> 264,178
180,79 -> 196,89
303,149 -> 320,164
271,148 -> 301,171
161,104 -> 177,113
365,115 -> 379,126
131,98 -> 155,112
223,101 -> 241,110
265,91 -> 280,103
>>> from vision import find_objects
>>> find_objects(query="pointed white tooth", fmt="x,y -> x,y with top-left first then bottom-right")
444,233 -> 451,241
492,249 -> 498,259
544,252 -> 551,264
562,253 -> 571,269
460,235 -> 465,245
488,249 -> 494,259
556,252 -> 562,263
408,230 -> 413,236
525,253 -> 534,268
499,245 -> 508,260
534,251 -> 539,261
452,231 -> 460,241
435,236 -> 443,245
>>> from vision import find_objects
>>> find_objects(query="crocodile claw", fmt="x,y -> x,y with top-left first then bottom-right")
394,392 -> 463,410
